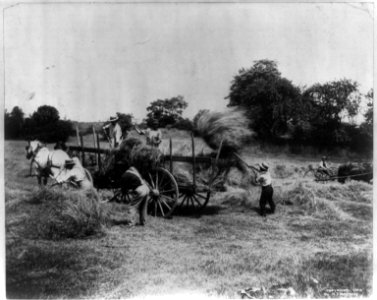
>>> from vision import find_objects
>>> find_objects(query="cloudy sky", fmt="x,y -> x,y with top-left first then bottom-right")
3,2 -> 373,122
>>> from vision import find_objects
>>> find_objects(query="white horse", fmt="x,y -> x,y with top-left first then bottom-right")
25,140 -> 70,185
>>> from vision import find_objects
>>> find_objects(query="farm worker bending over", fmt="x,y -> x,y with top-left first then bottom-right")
120,166 -> 150,226
55,157 -> 93,190
103,116 -> 123,148
318,156 -> 330,176
253,162 -> 275,217
135,119 -> 162,148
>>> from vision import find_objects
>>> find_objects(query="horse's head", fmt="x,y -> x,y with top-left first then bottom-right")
25,140 -> 43,160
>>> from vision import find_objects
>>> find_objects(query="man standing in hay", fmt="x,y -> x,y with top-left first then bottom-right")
103,116 -> 123,148
120,166 -> 150,226
251,162 -> 275,217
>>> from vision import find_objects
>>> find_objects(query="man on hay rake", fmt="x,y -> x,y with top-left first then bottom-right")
318,156 -> 331,177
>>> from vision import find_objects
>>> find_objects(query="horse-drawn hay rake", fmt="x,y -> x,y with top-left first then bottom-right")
67,128 -> 225,218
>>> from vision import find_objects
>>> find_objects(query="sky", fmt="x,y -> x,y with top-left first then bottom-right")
3,2 -> 374,123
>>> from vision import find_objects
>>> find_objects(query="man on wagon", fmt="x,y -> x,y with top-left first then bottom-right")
103,116 -> 123,148
55,157 -> 93,190
135,119 -> 162,148
120,166 -> 150,226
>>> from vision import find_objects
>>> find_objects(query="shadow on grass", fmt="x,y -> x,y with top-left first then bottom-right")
6,242 -> 125,299
171,204 -> 224,217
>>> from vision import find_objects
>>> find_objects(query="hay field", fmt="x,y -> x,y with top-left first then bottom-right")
5,134 -> 373,298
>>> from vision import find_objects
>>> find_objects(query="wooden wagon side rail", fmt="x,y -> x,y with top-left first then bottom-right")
166,155 -> 212,164
68,145 -> 214,164
68,145 -> 111,154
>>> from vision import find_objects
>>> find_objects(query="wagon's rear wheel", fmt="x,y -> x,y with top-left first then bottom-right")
147,167 -> 179,218
176,167 -> 219,213
178,184 -> 211,212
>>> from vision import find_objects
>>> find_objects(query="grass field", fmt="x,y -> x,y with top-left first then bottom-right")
5,133 -> 373,299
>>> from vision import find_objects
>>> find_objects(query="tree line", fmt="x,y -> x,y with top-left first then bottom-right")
226,60 -> 372,155
4,59 -> 373,155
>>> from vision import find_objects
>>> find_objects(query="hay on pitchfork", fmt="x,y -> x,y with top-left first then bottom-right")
196,108 -> 254,155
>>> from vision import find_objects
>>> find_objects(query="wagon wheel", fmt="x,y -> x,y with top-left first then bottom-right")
106,188 -> 132,204
177,183 -> 211,212
147,167 -> 179,218
176,167 -> 218,212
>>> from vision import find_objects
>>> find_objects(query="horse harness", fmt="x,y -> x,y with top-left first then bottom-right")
29,144 -> 62,177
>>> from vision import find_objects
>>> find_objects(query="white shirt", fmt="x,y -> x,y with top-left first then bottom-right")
55,158 -> 91,189
109,123 -> 123,147
145,128 -> 162,147
256,171 -> 272,186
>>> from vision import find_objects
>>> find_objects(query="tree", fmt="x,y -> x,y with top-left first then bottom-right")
4,106 -> 25,139
302,79 -> 361,146
145,95 -> 188,128
303,79 -> 360,124
24,105 -> 73,142
227,59 -> 302,139
364,89 -> 373,127
354,89 -> 373,154
31,105 -> 60,125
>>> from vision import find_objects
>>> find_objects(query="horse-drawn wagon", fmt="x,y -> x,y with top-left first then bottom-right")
67,131 -> 225,218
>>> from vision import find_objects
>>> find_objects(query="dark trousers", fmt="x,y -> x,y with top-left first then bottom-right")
259,185 -> 275,216
129,185 -> 149,225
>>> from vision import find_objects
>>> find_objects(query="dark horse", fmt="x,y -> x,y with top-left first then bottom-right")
337,162 -> 373,184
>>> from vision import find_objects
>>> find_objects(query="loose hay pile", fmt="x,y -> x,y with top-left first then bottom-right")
195,108 -> 254,155
25,188 -> 108,240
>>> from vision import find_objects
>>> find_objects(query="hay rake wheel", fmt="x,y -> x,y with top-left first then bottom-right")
314,167 -> 336,183
147,167 -> 179,218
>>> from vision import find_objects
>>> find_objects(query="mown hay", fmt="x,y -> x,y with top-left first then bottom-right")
282,183 -> 349,220
195,108 -> 254,155
220,186 -> 257,209
25,188 -> 108,240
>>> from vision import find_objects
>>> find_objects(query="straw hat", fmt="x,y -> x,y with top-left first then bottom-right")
109,116 -> 119,122
259,162 -> 269,171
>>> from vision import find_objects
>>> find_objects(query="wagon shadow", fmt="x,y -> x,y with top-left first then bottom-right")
172,205 -> 224,218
